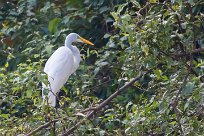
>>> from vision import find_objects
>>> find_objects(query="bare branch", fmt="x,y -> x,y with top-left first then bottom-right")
61,64 -> 163,135
191,48 -> 204,54
26,119 -> 59,136
61,111 -> 95,136
80,107 -> 97,113
27,64 -> 163,136
173,48 -> 204,58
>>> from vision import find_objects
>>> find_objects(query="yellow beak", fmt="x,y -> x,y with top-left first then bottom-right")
79,36 -> 94,46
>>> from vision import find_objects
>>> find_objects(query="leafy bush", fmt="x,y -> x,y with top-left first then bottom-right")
0,0 -> 204,135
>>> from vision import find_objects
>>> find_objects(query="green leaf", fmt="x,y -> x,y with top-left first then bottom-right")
153,69 -> 162,78
171,0 -> 175,3
121,14 -> 131,22
104,33 -> 111,38
130,0 -> 140,8
142,45 -> 149,56
181,82 -> 194,96
188,0 -> 195,5
184,101 -> 190,110
178,0 -> 183,6
111,12 -> 118,20
94,67 -> 100,76
0,114 -> 10,119
26,89 -> 32,98
150,0 -> 158,3
48,18 -> 61,34
99,6 -> 109,13
99,130 -> 106,136
45,45 -> 53,55
125,127 -> 131,134
5,62 -> 9,68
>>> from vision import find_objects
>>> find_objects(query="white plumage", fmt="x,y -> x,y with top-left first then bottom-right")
42,33 -> 94,107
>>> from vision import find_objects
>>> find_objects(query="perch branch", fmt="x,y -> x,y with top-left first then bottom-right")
26,64 -> 163,136
61,64 -> 163,135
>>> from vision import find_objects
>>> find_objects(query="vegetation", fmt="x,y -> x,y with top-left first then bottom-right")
0,0 -> 204,135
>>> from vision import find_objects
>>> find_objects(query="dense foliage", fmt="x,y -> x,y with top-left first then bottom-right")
0,0 -> 204,135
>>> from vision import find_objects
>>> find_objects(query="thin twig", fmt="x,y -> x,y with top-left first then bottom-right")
171,74 -> 189,135
186,2 -> 196,49
170,34 -> 192,134
80,107 -> 97,113
191,48 -> 204,54
61,111 -> 95,136
137,2 -> 150,16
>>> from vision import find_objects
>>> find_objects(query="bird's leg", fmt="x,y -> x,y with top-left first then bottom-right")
48,78 -> 62,107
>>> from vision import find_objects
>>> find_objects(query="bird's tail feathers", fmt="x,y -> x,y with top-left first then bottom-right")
42,82 -> 57,107
48,91 -> 57,107
42,82 -> 47,104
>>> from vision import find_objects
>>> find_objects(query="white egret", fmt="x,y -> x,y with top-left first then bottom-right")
42,33 -> 94,107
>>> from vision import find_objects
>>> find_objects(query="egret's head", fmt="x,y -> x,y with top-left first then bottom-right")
65,33 -> 94,46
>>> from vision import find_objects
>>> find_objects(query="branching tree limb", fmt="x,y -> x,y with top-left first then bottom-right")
61,64 -> 163,135
26,64 -> 163,136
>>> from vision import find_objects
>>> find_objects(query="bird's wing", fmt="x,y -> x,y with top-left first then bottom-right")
44,46 -> 74,93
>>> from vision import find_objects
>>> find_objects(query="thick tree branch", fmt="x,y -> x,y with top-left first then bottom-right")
26,64 -> 163,136
61,64 -> 163,135
26,119 -> 59,136
173,48 -> 204,58
191,48 -> 204,54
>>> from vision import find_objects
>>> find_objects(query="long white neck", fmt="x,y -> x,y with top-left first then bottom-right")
65,36 -> 81,72
65,38 -> 74,51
